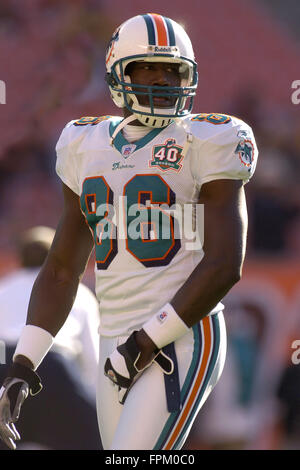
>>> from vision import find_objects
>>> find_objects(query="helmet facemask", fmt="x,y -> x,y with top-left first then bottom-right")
107,55 -> 197,128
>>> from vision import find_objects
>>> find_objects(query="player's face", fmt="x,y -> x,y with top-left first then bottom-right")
126,61 -> 181,108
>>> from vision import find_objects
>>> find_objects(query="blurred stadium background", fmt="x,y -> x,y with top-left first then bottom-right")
0,0 -> 300,450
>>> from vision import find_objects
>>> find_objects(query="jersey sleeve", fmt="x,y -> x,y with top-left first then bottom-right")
190,116 -> 258,186
55,120 -> 86,195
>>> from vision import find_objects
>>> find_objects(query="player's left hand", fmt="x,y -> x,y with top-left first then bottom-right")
0,363 -> 43,450
0,378 -> 28,449
104,331 -> 159,404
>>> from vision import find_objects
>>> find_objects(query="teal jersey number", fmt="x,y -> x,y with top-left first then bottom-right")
124,174 -> 180,267
80,176 -> 117,270
80,174 -> 181,269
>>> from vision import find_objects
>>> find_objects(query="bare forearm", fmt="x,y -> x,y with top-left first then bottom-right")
171,259 -> 240,327
136,257 -> 243,368
135,260 -> 239,369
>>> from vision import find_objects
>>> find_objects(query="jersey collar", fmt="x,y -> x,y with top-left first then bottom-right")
109,117 -> 171,156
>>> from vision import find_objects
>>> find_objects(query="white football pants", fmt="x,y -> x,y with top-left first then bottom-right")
97,311 -> 227,450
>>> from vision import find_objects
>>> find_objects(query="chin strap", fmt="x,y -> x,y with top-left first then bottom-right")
110,114 -> 137,146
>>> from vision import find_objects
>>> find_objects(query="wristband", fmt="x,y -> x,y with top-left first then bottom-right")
6,362 -> 43,395
13,325 -> 54,370
142,303 -> 190,349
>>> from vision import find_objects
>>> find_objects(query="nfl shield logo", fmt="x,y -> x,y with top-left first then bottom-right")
121,144 -> 136,158
158,311 -> 168,323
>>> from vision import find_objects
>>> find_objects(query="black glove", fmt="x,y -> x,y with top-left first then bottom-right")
0,363 -> 42,450
104,331 -> 174,404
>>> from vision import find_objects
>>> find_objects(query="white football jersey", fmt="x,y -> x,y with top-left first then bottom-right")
56,113 -> 258,337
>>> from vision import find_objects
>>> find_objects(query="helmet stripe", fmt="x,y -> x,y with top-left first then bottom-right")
142,14 -> 156,45
149,13 -> 168,46
164,17 -> 176,46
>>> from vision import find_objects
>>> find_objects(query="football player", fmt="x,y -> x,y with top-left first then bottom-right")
0,13 -> 258,450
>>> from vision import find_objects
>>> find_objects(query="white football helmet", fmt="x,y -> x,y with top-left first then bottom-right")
105,13 -> 198,128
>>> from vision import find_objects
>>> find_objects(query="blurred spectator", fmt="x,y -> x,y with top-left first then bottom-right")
0,1 -> 23,36
0,135 -> 62,258
249,144 -> 300,256
277,363 -> 300,450
51,0 -> 114,104
223,87 -> 300,258
276,289 -> 300,450
185,280 -> 288,450
0,226 -> 102,450
223,84 -> 266,132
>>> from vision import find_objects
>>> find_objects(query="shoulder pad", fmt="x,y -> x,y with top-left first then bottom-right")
183,113 -> 251,145
56,115 -> 116,152
186,113 -> 258,185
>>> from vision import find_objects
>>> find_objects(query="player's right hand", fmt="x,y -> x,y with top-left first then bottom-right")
104,331 -> 150,403
104,331 -> 175,404
0,378 -> 28,450
104,331 -> 165,404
